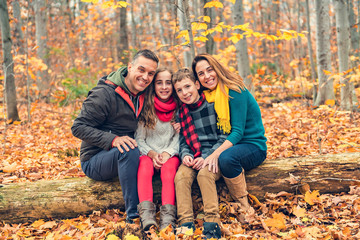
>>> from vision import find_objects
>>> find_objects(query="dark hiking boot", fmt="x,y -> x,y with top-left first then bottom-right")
202,222 -> 221,239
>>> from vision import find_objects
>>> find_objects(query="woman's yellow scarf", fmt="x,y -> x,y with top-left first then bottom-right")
203,84 -> 231,134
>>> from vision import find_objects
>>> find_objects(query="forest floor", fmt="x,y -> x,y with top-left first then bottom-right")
1,98 -> 360,239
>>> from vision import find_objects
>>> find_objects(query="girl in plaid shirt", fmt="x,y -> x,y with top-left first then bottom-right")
172,68 -> 227,239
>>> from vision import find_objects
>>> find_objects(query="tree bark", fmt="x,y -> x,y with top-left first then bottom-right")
33,0 -> 50,97
178,0 -> 192,67
1,152 -> 359,223
314,0 -> 334,106
0,0 -> 20,122
335,0 -> 352,110
232,0 -> 253,94
116,3 -> 129,62
305,0 -> 318,101
11,0 -> 25,55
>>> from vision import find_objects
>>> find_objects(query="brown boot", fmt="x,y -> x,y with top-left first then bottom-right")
137,201 -> 157,231
223,169 -> 254,214
159,204 -> 176,231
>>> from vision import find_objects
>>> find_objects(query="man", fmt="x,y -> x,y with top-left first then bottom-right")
71,49 -> 159,222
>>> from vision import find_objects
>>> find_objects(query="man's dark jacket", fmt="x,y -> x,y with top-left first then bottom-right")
71,77 -> 144,162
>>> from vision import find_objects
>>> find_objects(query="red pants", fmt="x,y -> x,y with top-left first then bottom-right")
137,155 -> 180,205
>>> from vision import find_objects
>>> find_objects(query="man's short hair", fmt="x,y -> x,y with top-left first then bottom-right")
132,49 -> 159,64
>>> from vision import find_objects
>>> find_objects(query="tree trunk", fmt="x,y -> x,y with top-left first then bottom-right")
33,0 -> 50,98
11,0 -> 25,55
314,0 -> 334,106
0,0 -> 20,122
232,0 -> 253,94
116,3 -> 129,62
305,0 -> 318,101
335,0 -> 352,110
129,0 -> 137,49
1,152 -> 359,223
182,0 -> 196,63
203,0 -> 215,55
177,0 -> 192,67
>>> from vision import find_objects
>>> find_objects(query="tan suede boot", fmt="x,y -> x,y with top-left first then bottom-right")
223,169 -> 255,216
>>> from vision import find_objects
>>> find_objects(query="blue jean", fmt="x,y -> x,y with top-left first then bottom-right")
81,147 -> 140,219
218,143 -> 266,178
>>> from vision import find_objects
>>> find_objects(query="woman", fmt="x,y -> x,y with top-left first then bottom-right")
191,53 -> 267,218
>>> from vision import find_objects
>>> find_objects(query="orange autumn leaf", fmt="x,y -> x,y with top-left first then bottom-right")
264,213 -> 286,230
304,190 -> 320,205
292,206 -> 306,218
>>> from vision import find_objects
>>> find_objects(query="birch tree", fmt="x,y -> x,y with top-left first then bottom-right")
232,0 -> 253,93
314,0 -> 334,106
34,0 -> 50,97
0,0 -> 20,122
177,0 -> 192,67
335,0 -> 357,110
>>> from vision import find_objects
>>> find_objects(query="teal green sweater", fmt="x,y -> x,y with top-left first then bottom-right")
227,89 -> 267,151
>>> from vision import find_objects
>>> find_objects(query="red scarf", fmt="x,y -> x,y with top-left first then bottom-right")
179,93 -> 206,158
154,96 -> 177,122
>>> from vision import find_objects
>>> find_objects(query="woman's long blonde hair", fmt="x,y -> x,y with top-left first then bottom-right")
138,68 -> 178,129
191,53 -> 246,95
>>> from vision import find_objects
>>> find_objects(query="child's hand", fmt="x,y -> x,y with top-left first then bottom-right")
160,152 -> 171,164
148,150 -> 163,170
182,156 -> 194,167
193,157 -> 204,170
171,122 -> 181,133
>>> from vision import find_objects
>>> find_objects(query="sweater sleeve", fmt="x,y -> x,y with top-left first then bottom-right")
135,123 -> 153,156
71,88 -> 117,150
226,89 -> 248,145
202,130 -> 228,159
162,130 -> 180,157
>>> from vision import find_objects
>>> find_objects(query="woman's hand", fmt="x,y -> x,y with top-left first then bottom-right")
202,153 -> 219,173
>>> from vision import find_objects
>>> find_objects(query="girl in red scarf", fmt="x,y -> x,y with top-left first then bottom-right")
135,68 -> 180,231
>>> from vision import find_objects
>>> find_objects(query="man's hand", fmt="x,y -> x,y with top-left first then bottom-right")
112,136 -> 137,153
193,157 -> 205,170
182,155 -> 194,167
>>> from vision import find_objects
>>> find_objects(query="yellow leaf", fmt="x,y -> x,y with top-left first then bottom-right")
13,121 -> 21,125
323,70 -> 332,75
0,75 -> 4,80
325,99 -> 335,106
304,190 -> 320,205
293,206 -> 306,218
185,228 -> 194,236
107,234 -> 121,240
226,0 -> 236,3
228,34 -> 242,44
118,1 -> 130,7
203,16 -> 211,23
264,213 -> 286,230
192,22 -> 208,31
204,0 -> 223,8
176,30 -> 189,40
32,219 -> 45,228
194,36 -> 208,42
214,25 -> 223,32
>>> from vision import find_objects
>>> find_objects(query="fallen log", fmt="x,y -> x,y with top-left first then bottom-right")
0,152 -> 359,223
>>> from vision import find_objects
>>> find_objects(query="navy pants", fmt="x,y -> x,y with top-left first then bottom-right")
218,143 -> 266,178
81,147 -> 140,219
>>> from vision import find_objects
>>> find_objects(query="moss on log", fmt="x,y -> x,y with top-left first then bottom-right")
0,152 -> 359,223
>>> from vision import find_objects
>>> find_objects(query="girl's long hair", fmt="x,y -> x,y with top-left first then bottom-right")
138,68 -> 178,129
191,53 -> 246,95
